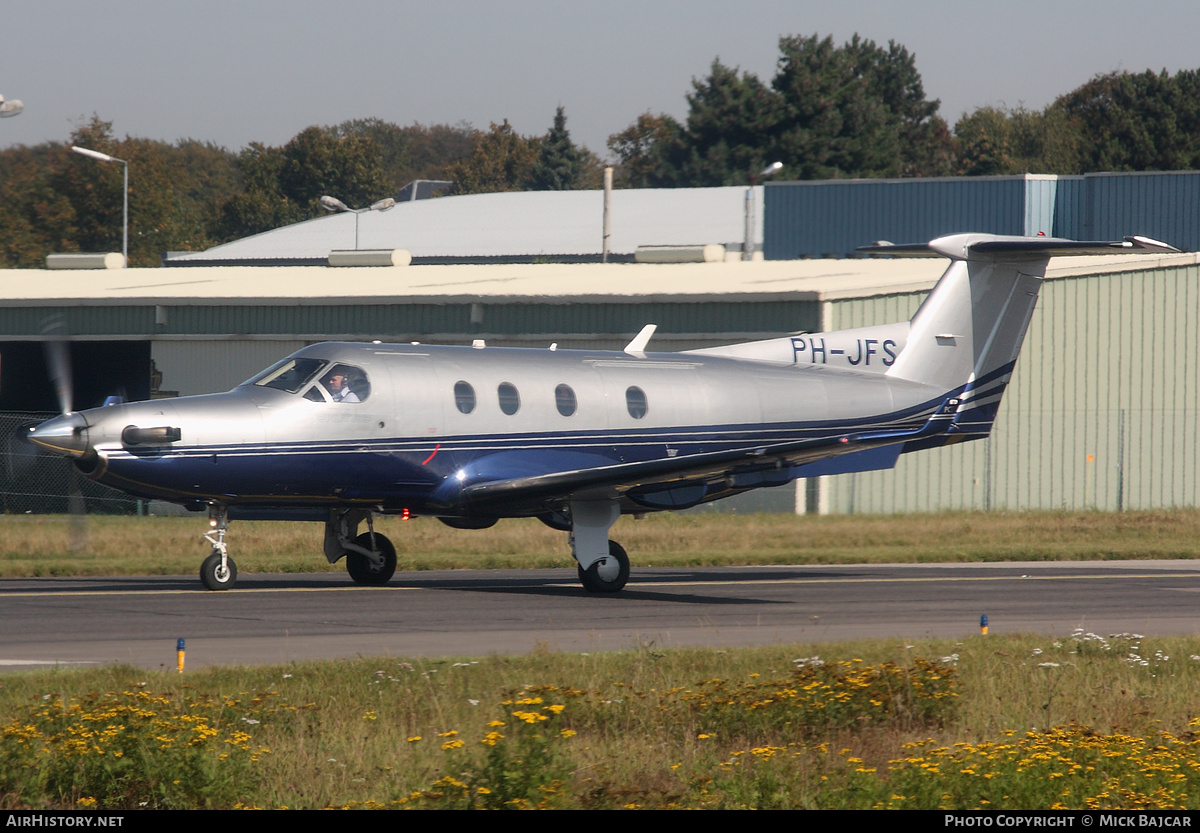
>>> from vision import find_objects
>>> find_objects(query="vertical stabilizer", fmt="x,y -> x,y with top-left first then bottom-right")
862,233 -> 1180,439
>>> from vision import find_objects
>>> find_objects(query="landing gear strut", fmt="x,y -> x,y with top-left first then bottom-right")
200,504 -> 237,590
325,509 -> 396,586
569,499 -> 629,593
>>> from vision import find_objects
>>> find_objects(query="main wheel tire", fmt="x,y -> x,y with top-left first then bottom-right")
577,540 -> 630,593
200,550 -> 237,591
346,532 -> 397,586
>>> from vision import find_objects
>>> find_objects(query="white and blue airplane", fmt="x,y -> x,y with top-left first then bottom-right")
28,233 -> 1178,590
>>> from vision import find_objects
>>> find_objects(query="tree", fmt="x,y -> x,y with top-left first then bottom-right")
953,107 -> 1016,176
607,112 -> 685,187
528,107 -> 600,190
0,116 -> 239,267
1055,69 -> 1200,172
213,125 -> 391,240
607,33 -> 948,186
676,60 -> 785,186
445,121 -> 538,195
329,118 -> 477,192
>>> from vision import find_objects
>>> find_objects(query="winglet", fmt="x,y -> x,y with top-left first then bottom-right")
624,324 -> 657,356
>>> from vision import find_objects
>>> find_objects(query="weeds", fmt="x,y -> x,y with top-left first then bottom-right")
6,508 -> 1200,577
6,635 -> 1200,809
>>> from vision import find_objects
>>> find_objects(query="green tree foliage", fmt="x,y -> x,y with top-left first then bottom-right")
448,111 -> 602,195
445,120 -> 539,194
328,118 -> 477,192
953,106 -> 1083,176
213,125 -> 392,239
0,117 -> 238,267
607,112 -> 686,188
608,33 -> 949,186
1055,69 -> 1200,172
528,107 -> 602,190
676,60 -> 784,185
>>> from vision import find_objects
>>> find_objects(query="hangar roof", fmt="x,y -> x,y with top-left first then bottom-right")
3,252 -> 1193,307
167,186 -> 769,263
4,252 -> 1195,309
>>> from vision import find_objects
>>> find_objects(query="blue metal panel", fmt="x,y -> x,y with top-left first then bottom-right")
1084,171 -> 1200,251
1052,176 -> 1086,238
764,177 -> 1037,259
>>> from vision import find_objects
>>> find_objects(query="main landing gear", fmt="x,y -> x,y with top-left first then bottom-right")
568,499 -> 629,593
325,509 -> 396,586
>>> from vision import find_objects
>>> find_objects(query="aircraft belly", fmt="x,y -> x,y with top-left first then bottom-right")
98,443 -> 440,506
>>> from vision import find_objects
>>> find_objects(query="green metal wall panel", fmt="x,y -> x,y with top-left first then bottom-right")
823,262 -> 1200,513
2,301 -> 821,341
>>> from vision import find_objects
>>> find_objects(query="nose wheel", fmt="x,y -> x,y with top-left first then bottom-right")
200,550 -> 238,590
200,504 -> 237,590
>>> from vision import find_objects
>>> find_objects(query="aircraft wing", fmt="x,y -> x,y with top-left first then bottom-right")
445,397 -> 960,514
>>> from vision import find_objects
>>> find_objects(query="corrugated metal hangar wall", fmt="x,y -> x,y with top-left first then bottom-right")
764,171 -> 1200,259
817,259 -> 1200,514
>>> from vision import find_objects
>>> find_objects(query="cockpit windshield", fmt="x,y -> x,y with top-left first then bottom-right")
244,358 -> 327,393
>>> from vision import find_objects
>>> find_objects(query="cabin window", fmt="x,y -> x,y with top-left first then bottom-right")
454,381 -> 476,414
555,383 -> 577,417
626,386 -> 648,419
498,382 -> 520,415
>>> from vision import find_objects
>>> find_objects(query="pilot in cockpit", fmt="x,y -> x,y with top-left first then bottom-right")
322,369 -> 361,403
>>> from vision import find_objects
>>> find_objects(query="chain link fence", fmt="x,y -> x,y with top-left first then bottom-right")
0,412 -> 140,515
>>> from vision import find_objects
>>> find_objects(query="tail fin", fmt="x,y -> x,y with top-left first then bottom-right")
862,233 -> 1180,439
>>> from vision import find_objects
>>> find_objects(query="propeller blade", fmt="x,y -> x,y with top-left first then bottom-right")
40,317 -> 72,415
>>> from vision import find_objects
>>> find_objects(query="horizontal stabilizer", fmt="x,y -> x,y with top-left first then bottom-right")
858,234 -> 1181,260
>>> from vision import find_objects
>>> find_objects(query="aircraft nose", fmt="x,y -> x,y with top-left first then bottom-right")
26,412 -> 90,457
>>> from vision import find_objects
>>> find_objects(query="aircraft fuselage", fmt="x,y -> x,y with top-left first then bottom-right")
62,341 -> 944,517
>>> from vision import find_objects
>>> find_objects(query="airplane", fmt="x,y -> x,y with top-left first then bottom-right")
27,232 -> 1179,591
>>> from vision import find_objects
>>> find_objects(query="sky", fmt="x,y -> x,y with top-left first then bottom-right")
3,0 -> 1197,159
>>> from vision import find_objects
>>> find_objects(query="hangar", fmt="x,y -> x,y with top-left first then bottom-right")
6,171 -> 1200,515
3,246 -> 1196,515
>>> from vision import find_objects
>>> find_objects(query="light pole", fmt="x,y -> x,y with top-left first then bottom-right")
319,195 -> 396,249
71,145 -> 128,266
0,95 -> 23,118
744,161 -> 783,261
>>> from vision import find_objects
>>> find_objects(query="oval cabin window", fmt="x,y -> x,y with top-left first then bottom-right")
498,382 -> 521,415
555,383 -> 577,417
454,381 -> 476,414
625,386 -> 648,419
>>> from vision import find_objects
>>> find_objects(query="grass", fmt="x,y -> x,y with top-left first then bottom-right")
2,507 -> 1200,578
4,633 -> 1200,809
5,508 -> 1200,808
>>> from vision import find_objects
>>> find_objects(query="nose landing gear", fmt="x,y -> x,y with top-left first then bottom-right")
200,505 -> 237,590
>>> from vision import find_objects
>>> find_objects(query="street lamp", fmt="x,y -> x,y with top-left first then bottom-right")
319,195 -> 396,249
0,95 -> 23,118
744,161 -> 783,262
71,145 -> 128,266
